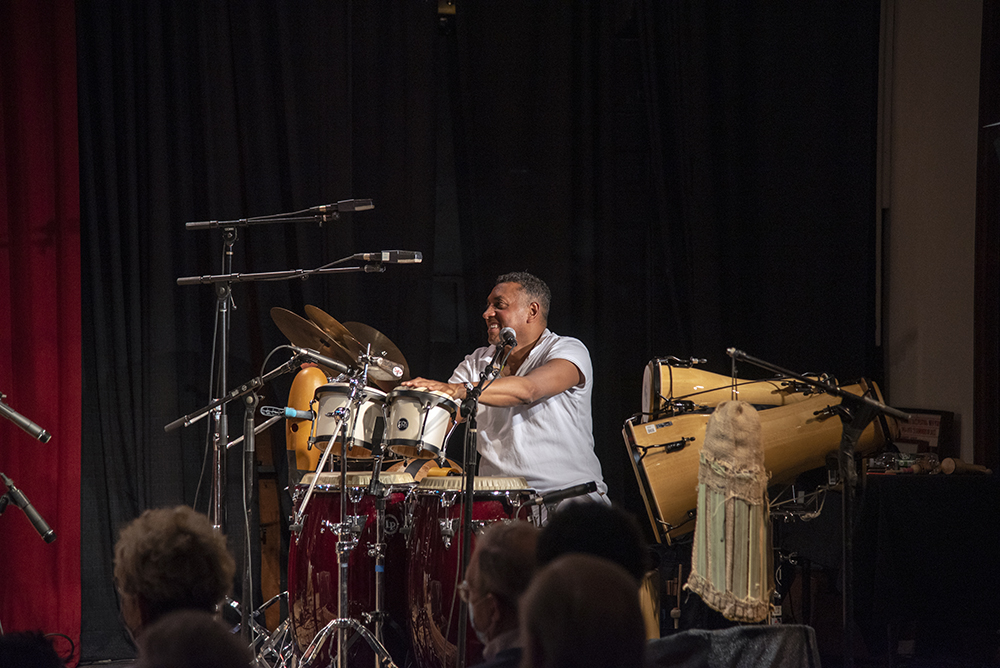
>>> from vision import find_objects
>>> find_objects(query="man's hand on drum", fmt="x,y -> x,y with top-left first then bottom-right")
400,377 -> 465,400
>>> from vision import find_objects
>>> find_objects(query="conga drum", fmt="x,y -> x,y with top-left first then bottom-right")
625,380 -> 896,541
288,471 -> 415,667
406,476 -> 534,668
641,359 -> 814,421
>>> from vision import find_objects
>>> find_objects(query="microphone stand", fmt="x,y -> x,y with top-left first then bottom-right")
455,342 -> 514,668
165,351 -> 306,644
726,349 -> 910,668
178,200 -> 375,532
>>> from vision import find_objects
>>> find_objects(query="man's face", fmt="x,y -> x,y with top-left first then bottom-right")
465,550 -> 494,641
482,282 -> 530,346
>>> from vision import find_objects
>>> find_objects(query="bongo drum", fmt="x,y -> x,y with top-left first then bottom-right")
385,388 -> 459,459
311,383 -> 387,458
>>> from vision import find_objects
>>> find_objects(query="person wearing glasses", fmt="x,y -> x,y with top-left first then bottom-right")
459,520 -> 539,668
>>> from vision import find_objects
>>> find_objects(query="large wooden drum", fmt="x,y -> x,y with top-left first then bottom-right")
626,380 -> 897,541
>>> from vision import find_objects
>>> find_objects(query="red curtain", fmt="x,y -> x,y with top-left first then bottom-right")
0,0 -> 82,663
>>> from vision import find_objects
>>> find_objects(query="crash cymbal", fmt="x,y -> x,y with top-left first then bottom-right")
343,321 -> 411,382
270,307 -> 356,374
304,305 -> 365,358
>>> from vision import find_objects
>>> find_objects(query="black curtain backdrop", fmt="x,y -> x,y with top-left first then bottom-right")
77,1 -> 879,660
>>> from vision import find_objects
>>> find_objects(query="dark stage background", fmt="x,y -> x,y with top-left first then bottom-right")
71,1 -> 882,660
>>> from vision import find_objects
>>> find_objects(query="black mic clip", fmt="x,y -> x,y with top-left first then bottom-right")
528,481 -> 598,507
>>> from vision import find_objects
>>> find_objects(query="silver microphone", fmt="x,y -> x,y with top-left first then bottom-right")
365,355 -> 404,378
309,199 -> 374,213
351,250 -> 423,264
0,399 -> 51,443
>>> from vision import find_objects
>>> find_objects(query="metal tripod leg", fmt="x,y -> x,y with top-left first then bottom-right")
299,617 -> 398,668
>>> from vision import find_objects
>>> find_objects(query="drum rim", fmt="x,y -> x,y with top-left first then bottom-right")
387,386 -> 460,410
415,475 -> 531,491
315,382 -> 388,400
300,471 -> 415,487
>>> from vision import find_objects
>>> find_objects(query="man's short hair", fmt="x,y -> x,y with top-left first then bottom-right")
520,554 -> 646,668
496,271 -> 551,320
472,519 -> 539,612
114,505 -> 235,623
536,501 -> 649,583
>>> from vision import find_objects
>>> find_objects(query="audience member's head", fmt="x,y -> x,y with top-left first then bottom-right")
519,554 -> 646,668
464,520 -> 539,652
135,609 -> 253,668
536,501 -> 648,583
0,631 -> 65,668
113,505 -> 235,639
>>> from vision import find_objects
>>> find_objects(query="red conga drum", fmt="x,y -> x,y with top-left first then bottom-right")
405,476 -> 534,668
288,471 -> 414,667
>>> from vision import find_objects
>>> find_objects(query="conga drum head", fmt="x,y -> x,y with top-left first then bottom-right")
387,457 -> 463,483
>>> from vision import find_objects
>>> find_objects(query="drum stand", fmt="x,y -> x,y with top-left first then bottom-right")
727,348 -> 910,668
294,365 -> 398,668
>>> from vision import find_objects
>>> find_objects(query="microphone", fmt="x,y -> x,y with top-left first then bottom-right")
260,405 -> 315,420
0,398 -> 51,443
363,355 -> 404,379
0,473 -> 55,543
309,199 -> 374,213
499,327 -> 517,347
527,481 -> 598,507
289,346 -> 350,375
351,250 -> 423,264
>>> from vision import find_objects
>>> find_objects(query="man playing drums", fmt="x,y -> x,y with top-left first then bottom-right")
401,271 -> 607,505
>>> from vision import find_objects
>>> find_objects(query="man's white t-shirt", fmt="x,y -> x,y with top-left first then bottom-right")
449,329 -> 608,496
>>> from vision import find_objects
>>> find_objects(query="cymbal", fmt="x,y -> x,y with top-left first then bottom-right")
343,321 -> 411,382
304,305 -> 365,358
270,307 -> 355,375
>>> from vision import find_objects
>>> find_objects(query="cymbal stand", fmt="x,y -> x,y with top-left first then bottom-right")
298,364 -> 397,668
726,348 -> 910,668
455,342 -> 514,668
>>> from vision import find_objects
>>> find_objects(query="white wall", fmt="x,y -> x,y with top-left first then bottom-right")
882,0 -> 982,460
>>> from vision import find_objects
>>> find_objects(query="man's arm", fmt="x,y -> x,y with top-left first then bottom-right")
403,358 -> 584,408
